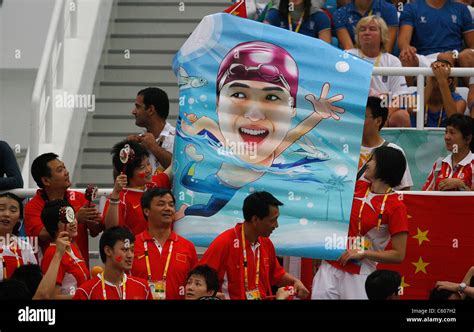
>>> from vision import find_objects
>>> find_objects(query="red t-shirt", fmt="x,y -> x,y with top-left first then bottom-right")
422,152 -> 474,191
329,180 -> 409,275
131,230 -> 197,299
73,274 -> 152,300
0,237 -> 37,280
41,243 -> 90,295
24,190 -> 90,267
102,173 -> 171,235
199,223 -> 286,300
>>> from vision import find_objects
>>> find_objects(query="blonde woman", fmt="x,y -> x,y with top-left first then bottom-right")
347,15 -> 410,127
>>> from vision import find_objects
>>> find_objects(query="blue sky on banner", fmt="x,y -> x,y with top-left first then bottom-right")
171,13 -> 372,259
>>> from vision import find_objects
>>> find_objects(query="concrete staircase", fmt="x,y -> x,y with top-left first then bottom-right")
73,0 -> 230,188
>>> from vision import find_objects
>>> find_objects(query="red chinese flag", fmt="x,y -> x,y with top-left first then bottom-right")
378,193 -> 474,299
224,0 -> 248,18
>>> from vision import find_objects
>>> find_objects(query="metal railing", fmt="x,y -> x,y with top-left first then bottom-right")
29,0 -> 77,187
372,67 -> 474,130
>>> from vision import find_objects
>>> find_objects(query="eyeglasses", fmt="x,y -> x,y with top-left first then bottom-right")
218,63 -> 291,92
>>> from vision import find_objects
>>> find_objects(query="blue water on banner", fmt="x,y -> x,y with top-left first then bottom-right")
171,13 -> 372,260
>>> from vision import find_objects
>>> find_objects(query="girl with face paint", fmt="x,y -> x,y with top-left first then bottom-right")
177,41 -> 345,219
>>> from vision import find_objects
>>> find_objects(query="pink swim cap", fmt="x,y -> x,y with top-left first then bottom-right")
217,41 -> 299,106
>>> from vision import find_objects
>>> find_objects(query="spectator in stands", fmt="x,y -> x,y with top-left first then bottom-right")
434,266 -> 474,300
0,140 -> 23,190
11,265 -> 43,298
312,146 -> 408,299
347,16 -> 409,127
264,0 -> 332,43
422,114 -> 474,191
103,140 -> 171,235
408,60 -> 466,128
334,0 -> 398,53
0,279 -> 31,300
40,199 -> 90,299
73,226 -> 152,300
33,231 -> 70,299
25,153 -> 102,267
0,193 -> 37,281
358,97 -> 413,190
185,265 -> 220,300
127,87 -> 175,174
365,269 -> 402,299
199,191 -> 309,300
398,0 -> 474,86
236,0 -> 275,22
131,189 -> 197,300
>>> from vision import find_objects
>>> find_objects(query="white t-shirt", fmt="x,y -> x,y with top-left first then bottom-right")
144,122 -> 175,174
358,140 -> 413,190
348,49 -> 407,96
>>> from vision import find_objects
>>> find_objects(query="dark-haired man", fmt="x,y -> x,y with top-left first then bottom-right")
73,226 -> 152,300
199,191 -> 309,300
24,153 -> 102,266
128,87 -> 175,174
358,96 -> 412,190
131,189 -> 197,299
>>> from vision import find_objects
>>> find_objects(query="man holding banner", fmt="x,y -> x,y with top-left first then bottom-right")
199,191 -> 309,300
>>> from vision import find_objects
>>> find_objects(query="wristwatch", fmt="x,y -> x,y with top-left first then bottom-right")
458,282 -> 467,294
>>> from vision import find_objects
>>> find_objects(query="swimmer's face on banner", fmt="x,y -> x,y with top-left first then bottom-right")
215,41 -> 299,164
217,79 -> 295,164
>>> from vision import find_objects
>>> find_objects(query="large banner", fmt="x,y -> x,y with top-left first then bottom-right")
171,13 -> 372,259
379,193 -> 474,299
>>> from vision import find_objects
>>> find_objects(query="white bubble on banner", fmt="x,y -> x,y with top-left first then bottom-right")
199,95 -> 207,102
335,165 -> 349,176
307,202 -> 314,208
188,97 -> 195,105
299,218 -> 308,226
335,61 -> 350,73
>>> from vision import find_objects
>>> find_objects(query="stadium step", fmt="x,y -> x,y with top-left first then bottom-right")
73,0 -> 225,187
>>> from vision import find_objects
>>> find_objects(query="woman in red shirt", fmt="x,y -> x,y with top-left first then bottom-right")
40,199 -> 90,299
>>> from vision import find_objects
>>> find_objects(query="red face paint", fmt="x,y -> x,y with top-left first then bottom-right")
115,256 -> 123,263
138,172 -> 146,178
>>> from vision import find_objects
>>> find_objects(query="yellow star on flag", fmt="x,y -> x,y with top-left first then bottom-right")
400,276 -> 410,289
412,227 -> 430,246
412,256 -> 430,274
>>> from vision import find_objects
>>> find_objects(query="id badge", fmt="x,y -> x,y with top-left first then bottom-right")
245,288 -> 261,300
149,280 -> 166,300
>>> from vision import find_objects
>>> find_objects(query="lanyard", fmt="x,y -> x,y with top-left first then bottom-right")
288,13 -> 303,33
1,243 -> 22,279
241,224 -> 260,291
358,187 -> 392,235
101,273 -> 126,300
425,105 -> 443,127
144,240 -> 173,282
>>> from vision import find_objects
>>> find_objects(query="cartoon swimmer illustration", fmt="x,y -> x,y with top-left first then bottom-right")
176,41 -> 344,219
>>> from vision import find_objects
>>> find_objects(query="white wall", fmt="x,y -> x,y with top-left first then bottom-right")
0,0 -> 55,69
0,0 -> 55,147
